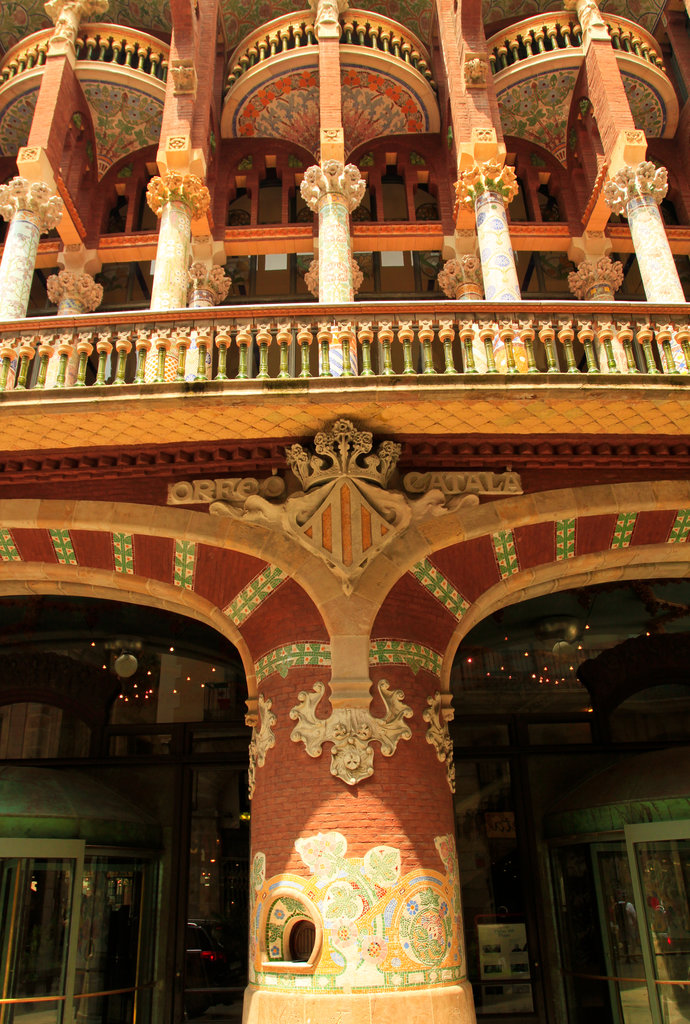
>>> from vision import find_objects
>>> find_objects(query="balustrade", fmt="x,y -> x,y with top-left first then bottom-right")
487,11 -> 664,72
0,25 -> 169,84
0,302 -> 688,393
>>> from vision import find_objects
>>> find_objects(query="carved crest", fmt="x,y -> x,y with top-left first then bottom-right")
290,680 -> 413,785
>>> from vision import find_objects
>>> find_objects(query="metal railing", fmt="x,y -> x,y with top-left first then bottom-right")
0,301 -> 688,394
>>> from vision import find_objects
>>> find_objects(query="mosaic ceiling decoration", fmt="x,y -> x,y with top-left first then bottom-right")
230,61 -> 433,155
482,0 -> 663,33
0,86 -> 36,155
621,71 -> 665,136
82,79 -> 163,178
497,65 -> 579,165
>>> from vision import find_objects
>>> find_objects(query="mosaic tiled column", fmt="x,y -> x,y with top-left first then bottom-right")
300,160 -> 365,374
604,162 -> 686,370
145,173 -> 210,381
568,256 -> 628,371
438,255 -> 487,370
455,162 -> 528,372
185,262 -> 231,381
0,178 -> 63,321
245,655 -> 473,1024
45,270 -> 103,386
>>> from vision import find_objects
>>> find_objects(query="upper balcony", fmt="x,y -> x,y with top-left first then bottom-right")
0,25 -> 168,178
0,300 -> 688,457
220,10 -> 439,156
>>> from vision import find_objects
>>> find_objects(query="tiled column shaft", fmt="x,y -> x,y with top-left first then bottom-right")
300,161 -> 365,374
245,657 -> 473,1024
0,178 -> 63,320
605,162 -> 686,370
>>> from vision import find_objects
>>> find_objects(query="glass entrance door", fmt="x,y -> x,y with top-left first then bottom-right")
626,822 -> 690,1024
0,840 -> 84,1024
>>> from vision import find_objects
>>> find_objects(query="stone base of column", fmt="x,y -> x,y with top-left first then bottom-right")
242,981 -> 476,1024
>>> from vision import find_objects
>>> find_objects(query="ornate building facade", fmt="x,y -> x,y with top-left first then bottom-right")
0,0 -> 690,1023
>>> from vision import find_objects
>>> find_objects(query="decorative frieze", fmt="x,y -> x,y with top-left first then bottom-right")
423,693 -> 456,792
290,679 -> 413,785
248,694 -> 277,799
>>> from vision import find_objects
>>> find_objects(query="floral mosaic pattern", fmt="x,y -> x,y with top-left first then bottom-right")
621,72 -> 665,137
82,81 -> 163,179
249,830 -> 463,992
482,0 -> 663,33
232,65 -> 430,155
0,88 -> 37,157
497,67 -> 579,165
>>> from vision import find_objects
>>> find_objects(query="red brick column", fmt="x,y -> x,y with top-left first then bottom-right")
244,658 -> 474,1024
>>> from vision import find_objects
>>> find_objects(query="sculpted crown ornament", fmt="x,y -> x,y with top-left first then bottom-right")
187,262 -> 231,304
210,419 -> 480,593
146,173 -> 211,220
603,161 -> 668,216
290,680 -> 413,785
305,256 -> 363,297
437,255 -> 483,298
46,270 -> 103,311
568,255 -> 624,299
455,160 -> 519,210
287,419 -> 400,490
0,177 -> 63,232
300,161 -> 366,213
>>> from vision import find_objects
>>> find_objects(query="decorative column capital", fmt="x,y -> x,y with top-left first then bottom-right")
564,0 -> 610,43
44,0 -> 108,49
455,160 -> 519,210
0,177 -> 63,233
603,161 -> 668,216
187,261 -> 231,305
300,161 -> 365,213
46,269 -> 103,311
437,255 -> 483,299
568,255 -> 624,300
305,254 -> 363,296
146,172 -> 211,220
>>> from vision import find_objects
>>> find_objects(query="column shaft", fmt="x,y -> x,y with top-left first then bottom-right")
0,214 -> 42,320
150,199 -> 193,312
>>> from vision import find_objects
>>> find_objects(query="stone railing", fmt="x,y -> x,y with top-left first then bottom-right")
487,11 -> 664,72
224,8 -> 434,92
0,301 -> 689,392
225,10 -> 317,90
0,25 -> 169,84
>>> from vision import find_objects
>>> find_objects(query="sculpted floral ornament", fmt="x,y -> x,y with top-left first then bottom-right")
455,160 -> 519,210
46,270 -> 103,312
603,161 -> 668,216
300,161 -> 366,213
0,177 -> 63,233
44,0 -> 108,47
247,694 -> 277,799
568,255 -> 624,300
304,255 -> 364,297
437,255 -> 483,298
423,693 -> 456,793
187,262 -> 231,305
209,419 -> 478,594
290,679 -> 413,784
146,172 -> 211,220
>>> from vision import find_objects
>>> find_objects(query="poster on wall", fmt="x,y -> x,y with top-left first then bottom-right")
476,919 -> 534,1013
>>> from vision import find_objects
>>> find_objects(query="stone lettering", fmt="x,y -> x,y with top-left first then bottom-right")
403,470 -> 523,496
167,476 -> 285,505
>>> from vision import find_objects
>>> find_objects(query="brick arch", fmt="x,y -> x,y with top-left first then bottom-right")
371,490 -> 690,690
0,498 -> 331,699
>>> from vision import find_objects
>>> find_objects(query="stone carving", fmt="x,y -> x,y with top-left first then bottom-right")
300,161 -> 365,213
565,0 -> 609,42
146,172 -> 211,220
290,679 -> 413,785
437,255 -> 483,299
248,694 -> 276,799
455,160 -> 519,209
464,54 -> 488,86
568,255 -> 624,300
46,269 -> 103,313
168,476 -> 285,505
44,0 -> 108,47
170,59 -> 197,95
404,470 -> 523,496
187,261 -> 231,306
309,0 -> 348,35
0,177 -> 63,233
209,419 -> 479,593
423,693 -> 455,793
603,161 -> 668,216
304,255 -> 364,297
